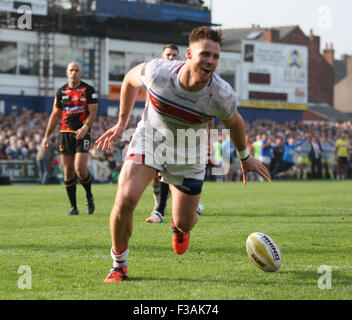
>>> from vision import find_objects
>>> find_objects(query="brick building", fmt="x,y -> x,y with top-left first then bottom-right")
222,25 -> 335,108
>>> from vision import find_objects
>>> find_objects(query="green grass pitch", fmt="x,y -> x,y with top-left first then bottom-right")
0,180 -> 351,300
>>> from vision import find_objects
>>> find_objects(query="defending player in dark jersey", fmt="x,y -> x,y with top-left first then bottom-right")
42,62 -> 98,215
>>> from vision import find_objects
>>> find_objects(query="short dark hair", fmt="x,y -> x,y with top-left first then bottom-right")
189,26 -> 223,45
162,44 -> 179,53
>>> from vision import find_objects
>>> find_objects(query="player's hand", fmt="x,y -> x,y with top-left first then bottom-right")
75,126 -> 88,140
240,156 -> 271,185
42,137 -> 49,150
95,124 -> 124,152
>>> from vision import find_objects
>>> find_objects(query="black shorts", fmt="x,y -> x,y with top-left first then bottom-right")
58,132 -> 91,154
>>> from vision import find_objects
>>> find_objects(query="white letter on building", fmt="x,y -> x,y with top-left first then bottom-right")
17,5 -> 32,30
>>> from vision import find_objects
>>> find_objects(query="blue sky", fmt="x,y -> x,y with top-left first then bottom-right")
205,0 -> 351,59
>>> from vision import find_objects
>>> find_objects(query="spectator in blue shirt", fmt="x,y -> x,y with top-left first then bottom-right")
281,133 -> 308,171
259,133 -> 272,170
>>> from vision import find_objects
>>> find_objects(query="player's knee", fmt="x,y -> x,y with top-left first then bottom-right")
64,170 -> 75,182
114,195 -> 138,215
75,168 -> 88,180
173,216 -> 197,233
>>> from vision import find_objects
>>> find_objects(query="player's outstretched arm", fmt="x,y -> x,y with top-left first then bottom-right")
95,64 -> 143,152
221,111 -> 271,184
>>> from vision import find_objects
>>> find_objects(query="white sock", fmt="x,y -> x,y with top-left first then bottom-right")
111,248 -> 129,268
152,185 -> 160,207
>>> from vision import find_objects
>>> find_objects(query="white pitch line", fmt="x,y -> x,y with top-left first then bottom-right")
1,250 -> 352,271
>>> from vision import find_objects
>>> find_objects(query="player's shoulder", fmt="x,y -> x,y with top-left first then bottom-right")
143,58 -> 184,86
56,83 -> 68,96
147,58 -> 184,75
210,73 -> 236,100
208,73 -> 238,119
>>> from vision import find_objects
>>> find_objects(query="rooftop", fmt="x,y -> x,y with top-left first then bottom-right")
221,25 -> 300,52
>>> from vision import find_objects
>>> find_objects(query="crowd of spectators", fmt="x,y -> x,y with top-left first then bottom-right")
1,107 -> 352,184
214,119 -> 352,182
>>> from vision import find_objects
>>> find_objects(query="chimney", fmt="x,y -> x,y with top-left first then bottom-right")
308,29 -> 314,42
308,29 -> 320,54
347,56 -> 352,77
340,54 -> 349,61
264,28 -> 279,43
323,43 -> 334,66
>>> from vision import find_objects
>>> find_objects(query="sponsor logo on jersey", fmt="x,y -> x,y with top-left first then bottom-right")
65,105 -> 86,114
149,89 -> 213,124
175,93 -> 197,104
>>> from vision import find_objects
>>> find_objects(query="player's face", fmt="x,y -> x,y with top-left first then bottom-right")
161,48 -> 179,61
186,39 -> 220,84
66,63 -> 82,84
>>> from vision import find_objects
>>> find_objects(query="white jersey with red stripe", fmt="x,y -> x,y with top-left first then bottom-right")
126,58 -> 238,185
138,58 -> 237,133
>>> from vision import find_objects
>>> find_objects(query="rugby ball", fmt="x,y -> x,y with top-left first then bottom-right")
246,232 -> 281,272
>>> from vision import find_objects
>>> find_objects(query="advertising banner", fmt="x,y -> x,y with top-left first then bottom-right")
0,160 -> 38,183
241,40 -> 308,110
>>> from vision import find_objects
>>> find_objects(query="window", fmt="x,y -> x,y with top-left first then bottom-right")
244,44 -> 254,62
249,72 -> 270,84
54,46 -> 94,78
109,51 -> 125,81
109,51 -> 145,81
73,48 -> 95,79
125,52 -> 144,73
54,46 -> 73,77
18,43 -> 39,75
249,91 -> 287,101
0,42 -> 17,74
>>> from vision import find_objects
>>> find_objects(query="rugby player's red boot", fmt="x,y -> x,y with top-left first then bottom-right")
104,266 -> 128,282
171,221 -> 190,255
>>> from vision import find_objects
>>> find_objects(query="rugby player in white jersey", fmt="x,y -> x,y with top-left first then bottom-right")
96,26 -> 271,282
146,43 -> 205,223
